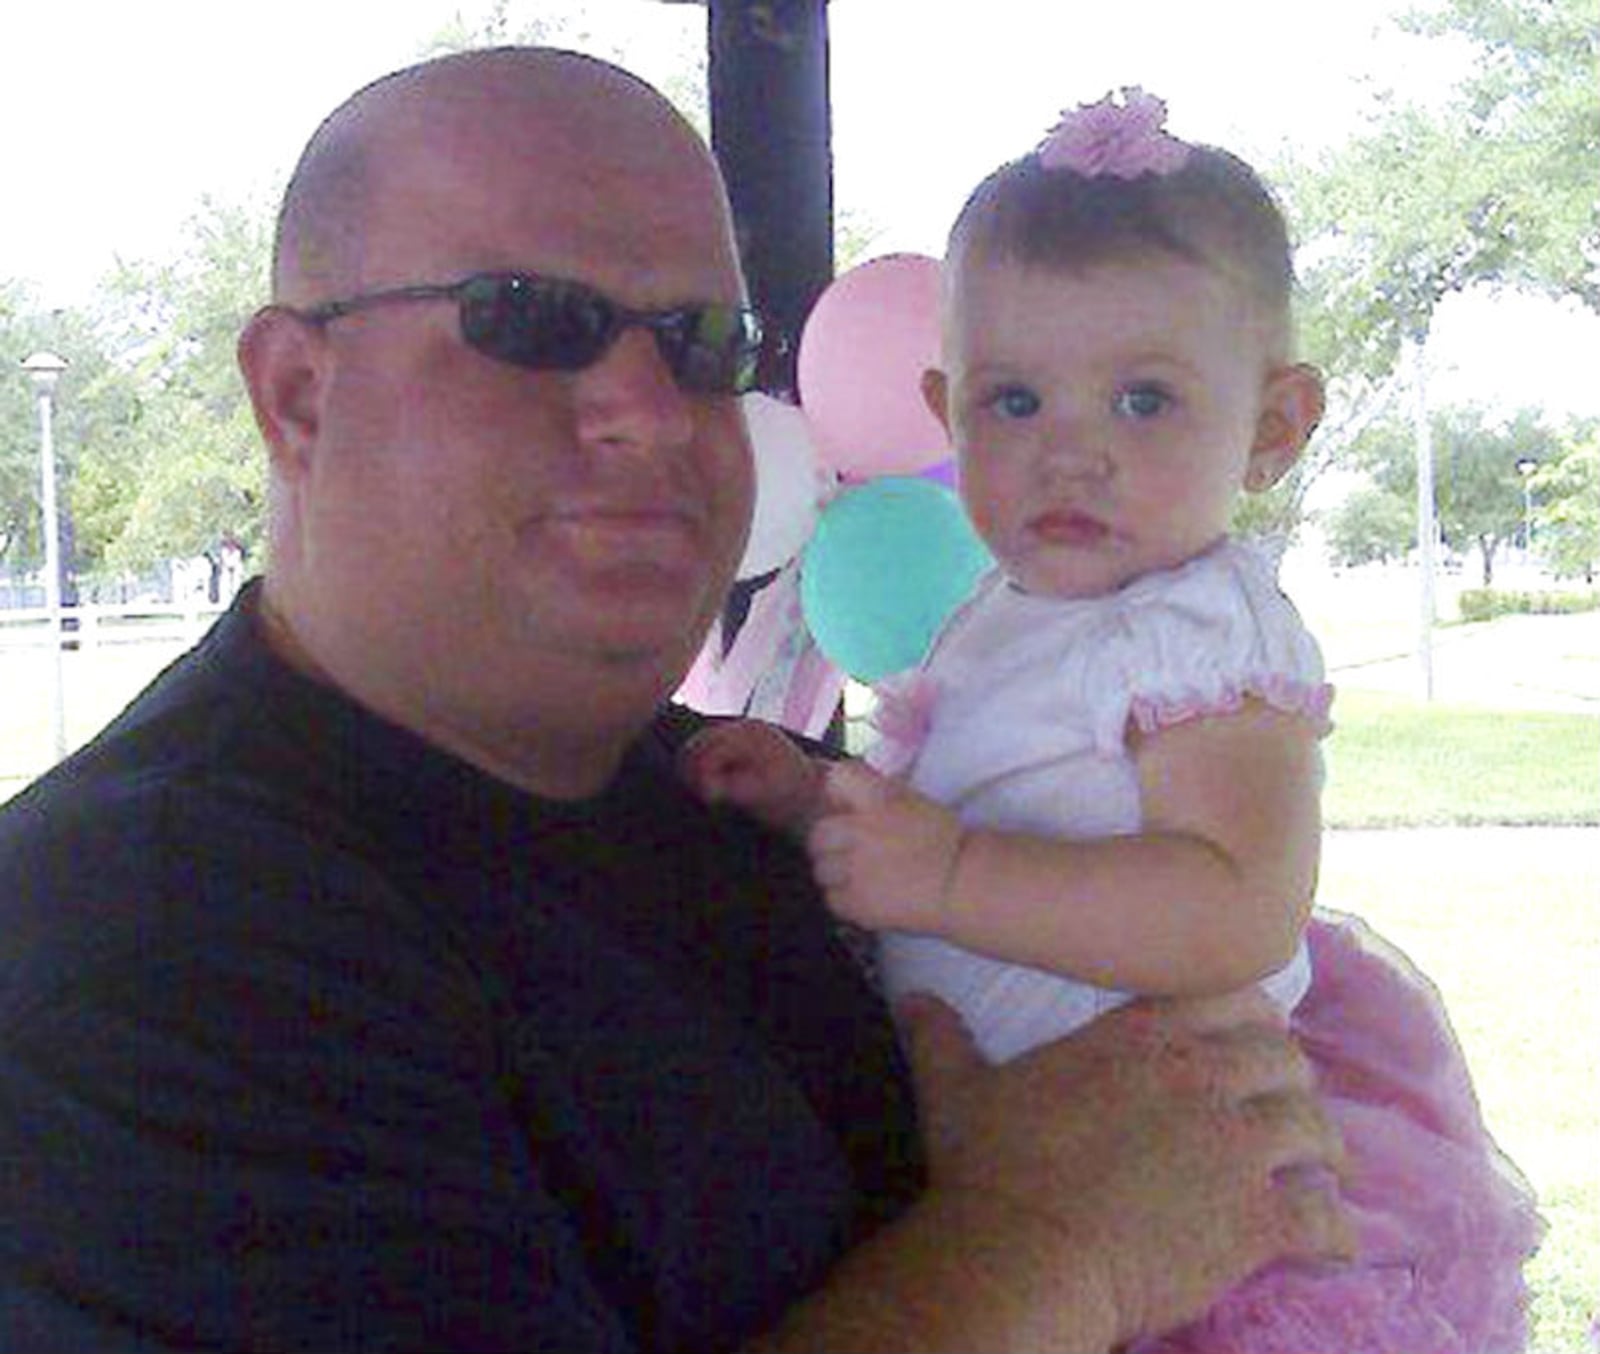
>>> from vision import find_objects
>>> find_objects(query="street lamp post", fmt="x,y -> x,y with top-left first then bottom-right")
1515,456 -> 1538,563
1409,333 -> 1436,701
21,351 -> 69,763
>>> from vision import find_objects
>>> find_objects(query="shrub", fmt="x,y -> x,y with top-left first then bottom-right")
1457,588 -> 1600,622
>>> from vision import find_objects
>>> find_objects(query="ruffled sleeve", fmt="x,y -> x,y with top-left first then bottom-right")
1079,540 -> 1334,757
863,670 -> 939,777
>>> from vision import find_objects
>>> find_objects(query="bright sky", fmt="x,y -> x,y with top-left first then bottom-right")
5,0 -> 1596,418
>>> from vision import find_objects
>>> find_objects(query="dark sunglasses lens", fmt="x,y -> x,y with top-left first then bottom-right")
457,274 -> 761,393
664,306 -> 762,395
459,276 -> 613,370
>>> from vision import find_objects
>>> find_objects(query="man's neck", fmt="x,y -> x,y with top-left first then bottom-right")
255,580 -> 645,801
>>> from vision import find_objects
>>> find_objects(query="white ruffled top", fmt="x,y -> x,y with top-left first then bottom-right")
870,537 -> 1331,1064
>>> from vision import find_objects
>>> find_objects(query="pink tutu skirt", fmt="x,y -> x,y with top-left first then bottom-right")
1133,909 -> 1545,1354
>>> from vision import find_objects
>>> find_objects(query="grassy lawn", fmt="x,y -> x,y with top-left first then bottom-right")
1325,689 -> 1600,827
0,637 -> 195,802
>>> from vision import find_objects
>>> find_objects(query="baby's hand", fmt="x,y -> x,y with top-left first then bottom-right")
677,719 -> 826,835
807,762 -> 964,934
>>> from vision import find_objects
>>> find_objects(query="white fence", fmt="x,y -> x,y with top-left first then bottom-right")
1,602 -> 231,800
0,600 -> 229,653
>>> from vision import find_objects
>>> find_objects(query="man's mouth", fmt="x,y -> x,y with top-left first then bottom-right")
521,503 -> 705,565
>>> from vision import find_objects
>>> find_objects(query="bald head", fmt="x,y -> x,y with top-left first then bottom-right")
242,45 -> 754,793
272,47 -> 730,306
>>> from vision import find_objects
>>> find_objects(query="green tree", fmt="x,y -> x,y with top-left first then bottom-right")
834,205 -> 888,274
1268,0 -> 1597,550
1530,435 -> 1599,582
1286,0 -> 1598,369
1401,0 -> 1600,308
1432,407 -> 1563,582
1320,483 -> 1417,568
80,195 -> 272,599
0,283 -> 43,566
1,282 -> 140,596
1324,405 -> 1571,583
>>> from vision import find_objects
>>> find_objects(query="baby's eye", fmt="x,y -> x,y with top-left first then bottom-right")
1113,384 -> 1173,419
986,384 -> 1041,419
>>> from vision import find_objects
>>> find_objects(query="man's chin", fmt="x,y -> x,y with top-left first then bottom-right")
557,607 -> 713,683
513,564 -> 726,677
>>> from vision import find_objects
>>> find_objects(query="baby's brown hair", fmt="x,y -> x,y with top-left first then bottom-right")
948,141 -> 1297,346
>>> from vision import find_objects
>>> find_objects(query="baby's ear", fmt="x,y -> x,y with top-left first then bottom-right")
1246,363 -> 1325,493
920,367 -> 952,439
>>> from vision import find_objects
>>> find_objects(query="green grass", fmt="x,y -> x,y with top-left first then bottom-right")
0,638 -> 195,802
1325,689 -> 1600,828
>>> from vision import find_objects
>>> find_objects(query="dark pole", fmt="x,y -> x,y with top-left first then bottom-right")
707,0 -> 833,398
702,1 -> 843,743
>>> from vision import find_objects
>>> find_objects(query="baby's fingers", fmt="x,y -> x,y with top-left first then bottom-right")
810,855 -> 853,894
822,761 -> 895,814
806,817 -> 852,882
806,813 -> 856,858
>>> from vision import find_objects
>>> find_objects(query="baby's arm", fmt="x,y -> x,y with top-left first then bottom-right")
678,718 -> 829,837
814,700 -> 1321,996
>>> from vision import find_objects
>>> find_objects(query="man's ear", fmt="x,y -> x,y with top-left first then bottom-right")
1246,362 -> 1325,493
237,307 -> 327,483
920,367 -> 952,440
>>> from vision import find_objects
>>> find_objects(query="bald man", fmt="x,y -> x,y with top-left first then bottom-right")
0,49 -> 1349,1352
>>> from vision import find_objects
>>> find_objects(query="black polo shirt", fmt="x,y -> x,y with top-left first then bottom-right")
0,583 -> 921,1351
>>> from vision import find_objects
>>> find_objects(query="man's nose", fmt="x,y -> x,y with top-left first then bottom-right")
572,327 -> 695,454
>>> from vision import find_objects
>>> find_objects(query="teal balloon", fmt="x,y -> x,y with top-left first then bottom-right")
800,476 -> 992,683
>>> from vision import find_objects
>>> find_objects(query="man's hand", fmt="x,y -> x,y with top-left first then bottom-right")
807,762 -> 965,933
677,719 -> 826,835
899,989 -> 1355,1347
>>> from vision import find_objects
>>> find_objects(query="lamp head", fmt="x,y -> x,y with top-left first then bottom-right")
20,351 -> 68,395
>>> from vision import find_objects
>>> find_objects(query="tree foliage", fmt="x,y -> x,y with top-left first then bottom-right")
1,283 -> 140,595
0,283 -> 45,566
1267,0 -> 1597,552
1287,0 -> 1598,370
1401,0 -> 1600,307
1322,405 -> 1590,583
1530,435 -> 1599,581
82,195 -> 271,597
1321,483 -> 1419,568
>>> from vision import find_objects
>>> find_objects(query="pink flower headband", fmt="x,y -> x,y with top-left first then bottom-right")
1037,88 -> 1190,179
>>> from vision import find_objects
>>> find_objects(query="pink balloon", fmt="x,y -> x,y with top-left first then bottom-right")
797,254 -> 949,478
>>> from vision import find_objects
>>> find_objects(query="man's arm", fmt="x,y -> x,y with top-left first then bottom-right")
751,992 -> 1352,1354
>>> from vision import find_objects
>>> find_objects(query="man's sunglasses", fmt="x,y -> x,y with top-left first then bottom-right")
291,271 -> 764,397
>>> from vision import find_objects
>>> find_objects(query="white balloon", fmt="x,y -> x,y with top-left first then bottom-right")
737,392 -> 829,579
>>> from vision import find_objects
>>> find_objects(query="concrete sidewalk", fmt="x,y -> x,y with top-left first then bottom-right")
1327,609 -> 1600,714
